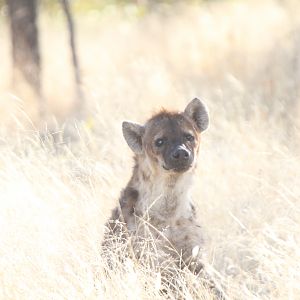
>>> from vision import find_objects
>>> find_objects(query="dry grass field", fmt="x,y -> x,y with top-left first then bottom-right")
0,0 -> 300,299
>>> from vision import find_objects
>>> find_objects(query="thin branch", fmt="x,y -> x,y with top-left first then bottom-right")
60,0 -> 85,118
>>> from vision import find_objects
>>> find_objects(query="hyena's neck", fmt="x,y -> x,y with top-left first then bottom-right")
130,155 -> 195,222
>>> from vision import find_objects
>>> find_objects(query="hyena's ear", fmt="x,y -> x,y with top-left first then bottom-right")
122,121 -> 145,154
184,98 -> 209,132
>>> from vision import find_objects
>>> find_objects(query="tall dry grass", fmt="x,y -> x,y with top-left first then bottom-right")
0,0 -> 299,299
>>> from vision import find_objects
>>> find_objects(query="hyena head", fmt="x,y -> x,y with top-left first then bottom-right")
122,98 -> 209,174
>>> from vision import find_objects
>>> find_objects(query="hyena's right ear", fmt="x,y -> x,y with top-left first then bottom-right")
122,121 -> 145,154
184,98 -> 209,132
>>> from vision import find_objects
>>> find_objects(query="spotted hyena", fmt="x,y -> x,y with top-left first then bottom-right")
103,98 -> 216,285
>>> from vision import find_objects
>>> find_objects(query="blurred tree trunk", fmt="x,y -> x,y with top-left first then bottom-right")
6,0 -> 44,117
60,0 -> 85,120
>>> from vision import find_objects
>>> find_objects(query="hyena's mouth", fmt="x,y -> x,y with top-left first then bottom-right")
163,164 -> 192,173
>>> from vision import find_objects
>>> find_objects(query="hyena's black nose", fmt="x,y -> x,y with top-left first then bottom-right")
171,147 -> 190,160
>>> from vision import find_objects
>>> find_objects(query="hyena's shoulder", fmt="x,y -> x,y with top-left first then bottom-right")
105,185 -> 139,227
119,186 -> 139,222
103,185 -> 139,249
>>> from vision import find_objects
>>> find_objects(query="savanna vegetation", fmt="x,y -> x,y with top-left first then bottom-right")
0,0 -> 299,299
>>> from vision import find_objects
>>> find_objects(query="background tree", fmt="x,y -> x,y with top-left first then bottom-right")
6,0 -> 44,117
60,0 -> 85,120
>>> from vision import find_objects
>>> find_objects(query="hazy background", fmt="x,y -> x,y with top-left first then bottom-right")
0,0 -> 299,299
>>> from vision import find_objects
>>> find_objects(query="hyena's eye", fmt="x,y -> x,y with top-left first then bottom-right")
185,134 -> 195,142
155,138 -> 165,147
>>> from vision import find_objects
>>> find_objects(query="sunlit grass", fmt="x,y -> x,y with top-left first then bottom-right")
0,0 -> 299,299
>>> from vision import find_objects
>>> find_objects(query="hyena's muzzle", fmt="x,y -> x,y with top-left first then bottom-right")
163,143 -> 194,173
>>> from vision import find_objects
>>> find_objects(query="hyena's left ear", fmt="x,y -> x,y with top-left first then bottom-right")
184,98 -> 209,132
122,121 -> 145,154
